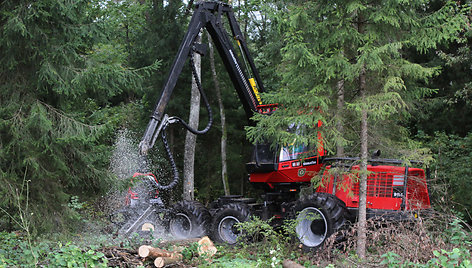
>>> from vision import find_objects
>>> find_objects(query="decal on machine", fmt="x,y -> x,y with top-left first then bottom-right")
393,192 -> 404,198
297,168 -> 306,177
302,159 -> 317,166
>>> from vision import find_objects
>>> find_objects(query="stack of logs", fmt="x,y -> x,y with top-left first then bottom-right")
138,236 -> 217,267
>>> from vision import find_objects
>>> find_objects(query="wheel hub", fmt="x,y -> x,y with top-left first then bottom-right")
295,207 -> 328,248
169,213 -> 192,239
218,215 -> 241,244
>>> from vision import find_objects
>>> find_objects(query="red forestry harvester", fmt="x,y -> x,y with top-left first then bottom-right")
113,1 -> 431,250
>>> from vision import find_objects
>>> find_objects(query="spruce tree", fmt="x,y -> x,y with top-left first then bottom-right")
247,0 -> 468,258
0,0 -> 158,232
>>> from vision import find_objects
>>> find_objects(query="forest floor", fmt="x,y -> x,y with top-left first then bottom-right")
72,211 -> 472,267
1,206 -> 471,267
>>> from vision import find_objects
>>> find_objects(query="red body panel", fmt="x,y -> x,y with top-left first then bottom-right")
317,165 -> 431,211
249,157 -> 323,184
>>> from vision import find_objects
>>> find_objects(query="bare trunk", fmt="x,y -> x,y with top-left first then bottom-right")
357,64 -> 368,259
355,11 -> 368,258
336,78 -> 345,157
183,33 -> 202,201
208,35 -> 230,196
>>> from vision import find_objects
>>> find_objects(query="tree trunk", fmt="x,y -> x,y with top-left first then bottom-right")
208,34 -> 230,196
183,33 -> 202,201
357,64 -> 368,259
169,127 -> 174,155
336,77 -> 345,157
356,11 -> 368,259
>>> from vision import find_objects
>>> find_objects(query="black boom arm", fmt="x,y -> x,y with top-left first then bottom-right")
139,1 -> 267,154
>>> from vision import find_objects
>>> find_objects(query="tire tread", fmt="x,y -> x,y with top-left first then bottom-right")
210,202 -> 251,244
169,200 -> 211,238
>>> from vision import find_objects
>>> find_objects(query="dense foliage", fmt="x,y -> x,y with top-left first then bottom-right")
423,132 -> 472,220
0,0 -> 471,237
247,0 -> 467,157
0,0 -> 158,232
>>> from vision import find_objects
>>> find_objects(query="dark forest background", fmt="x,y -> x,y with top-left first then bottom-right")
1,0 -> 471,234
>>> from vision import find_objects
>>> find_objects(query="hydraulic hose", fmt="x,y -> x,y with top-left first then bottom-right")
158,127 -> 180,190
156,49 -> 213,190
171,52 -> 213,135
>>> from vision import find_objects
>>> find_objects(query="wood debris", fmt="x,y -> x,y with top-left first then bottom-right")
99,236 -> 217,267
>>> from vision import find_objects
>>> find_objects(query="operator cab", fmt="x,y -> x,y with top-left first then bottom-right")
246,143 -> 278,173
246,122 -> 325,185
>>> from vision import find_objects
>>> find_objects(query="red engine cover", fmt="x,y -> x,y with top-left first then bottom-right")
317,165 -> 431,211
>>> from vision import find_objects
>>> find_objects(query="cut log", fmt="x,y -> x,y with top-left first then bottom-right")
138,245 -> 173,259
282,259 -> 305,268
197,236 -> 217,257
154,253 -> 183,267
141,222 -> 155,231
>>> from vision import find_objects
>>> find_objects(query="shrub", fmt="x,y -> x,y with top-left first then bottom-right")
47,243 -> 108,268
0,232 -> 108,267
234,216 -> 301,267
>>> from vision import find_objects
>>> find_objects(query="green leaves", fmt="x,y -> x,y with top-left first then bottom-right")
49,243 -> 108,268
0,0 -> 160,233
247,0 -> 467,160
0,233 -> 109,267
423,133 -> 472,222
348,91 -> 406,120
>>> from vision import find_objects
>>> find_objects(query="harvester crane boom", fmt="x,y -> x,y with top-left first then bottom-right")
139,1 -> 267,155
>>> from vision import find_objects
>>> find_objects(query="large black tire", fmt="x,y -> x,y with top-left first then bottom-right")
210,202 -> 251,245
168,200 -> 211,239
291,193 -> 347,250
